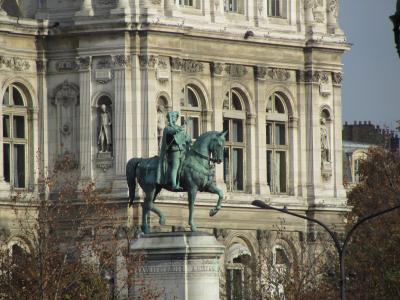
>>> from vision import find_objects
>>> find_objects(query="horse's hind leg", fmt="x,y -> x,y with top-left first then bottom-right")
141,198 -> 150,234
150,187 -> 165,225
207,183 -> 224,217
188,187 -> 198,232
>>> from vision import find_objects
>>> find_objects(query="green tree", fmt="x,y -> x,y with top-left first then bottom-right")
346,147 -> 400,298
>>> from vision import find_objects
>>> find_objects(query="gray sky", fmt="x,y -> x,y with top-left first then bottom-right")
339,0 -> 400,130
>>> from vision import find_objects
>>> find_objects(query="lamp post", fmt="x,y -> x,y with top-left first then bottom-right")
252,199 -> 400,300
390,0 -> 400,58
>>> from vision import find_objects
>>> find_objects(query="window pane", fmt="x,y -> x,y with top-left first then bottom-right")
3,143 -> 10,183
232,92 -> 242,110
266,123 -> 272,144
187,88 -> 198,107
223,118 -> 230,142
12,87 -> 24,106
277,151 -> 286,193
2,87 -> 10,105
3,115 -> 10,138
232,119 -> 243,143
187,117 -> 199,139
14,144 -> 25,188
275,96 -> 285,113
275,124 -> 286,145
266,150 -> 272,192
13,116 -> 25,139
223,92 -> 230,109
224,148 -> 230,189
266,96 -> 273,113
233,148 -> 244,191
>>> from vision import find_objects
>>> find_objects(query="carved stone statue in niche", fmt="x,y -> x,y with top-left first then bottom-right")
98,104 -> 112,153
320,117 -> 330,163
157,96 -> 168,151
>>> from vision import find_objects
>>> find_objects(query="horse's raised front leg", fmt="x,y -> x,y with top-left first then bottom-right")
150,187 -> 165,225
188,187 -> 198,232
207,183 -> 224,217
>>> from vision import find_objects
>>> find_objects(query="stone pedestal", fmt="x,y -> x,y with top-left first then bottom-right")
130,232 -> 224,300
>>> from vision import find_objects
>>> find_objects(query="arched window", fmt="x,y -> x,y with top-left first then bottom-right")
180,85 -> 202,140
223,89 -> 246,191
268,0 -> 287,18
2,84 -> 29,188
266,92 -> 288,194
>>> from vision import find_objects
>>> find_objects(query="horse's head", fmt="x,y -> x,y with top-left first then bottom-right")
209,131 -> 227,164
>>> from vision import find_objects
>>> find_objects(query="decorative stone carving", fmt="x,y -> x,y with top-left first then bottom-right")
152,0 -> 161,4
76,57 -> 91,70
212,62 -> 224,75
96,57 -> 113,69
55,60 -> 79,72
267,68 -> 290,81
182,59 -> 204,73
95,69 -> 113,84
332,72 -> 343,85
170,57 -> 183,71
213,228 -> 229,242
225,64 -> 247,77
320,116 -> 332,179
255,66 -> 267,79
52,81 -> 80,157
139,55 -> 157,69
158,57 -> 168,69
114,55 -> 130,67
304,0 -> 325,23
54,151 -> 79,171
156,57 -> 170,83
0,0 -> 6,15
327,0 -> 338,18
0,56 -> 30,71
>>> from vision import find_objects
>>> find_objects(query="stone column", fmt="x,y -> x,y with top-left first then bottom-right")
75,0 -> 94,17
77,57 -> 93,187
254,67 -> 269,195
139,55 -> 158,157
0,77 -> 10,198
210,62 -> 226,190
130,232 -> 224,300
111,55 -> 131,196
246,113 -> 257,194
332,72 -> 346,199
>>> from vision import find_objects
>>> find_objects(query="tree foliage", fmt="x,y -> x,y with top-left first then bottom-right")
0,161 -> 159,300
346,147 -> 400,299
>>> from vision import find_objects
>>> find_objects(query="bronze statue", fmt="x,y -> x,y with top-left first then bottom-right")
126,125 -> 227,233
156,111 -> 191,191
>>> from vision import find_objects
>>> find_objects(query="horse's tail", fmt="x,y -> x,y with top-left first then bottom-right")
126,158 -> 141,206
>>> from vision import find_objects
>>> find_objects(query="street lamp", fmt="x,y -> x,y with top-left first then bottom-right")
390,0 -> 400,58
252,199 -> 400,300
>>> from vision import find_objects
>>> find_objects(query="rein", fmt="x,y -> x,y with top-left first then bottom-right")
192,148 -> 218,165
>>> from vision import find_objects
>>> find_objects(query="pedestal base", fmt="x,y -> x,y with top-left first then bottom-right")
130,232 -> 224,300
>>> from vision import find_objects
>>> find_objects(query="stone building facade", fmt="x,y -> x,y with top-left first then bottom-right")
0,0 -> 349,298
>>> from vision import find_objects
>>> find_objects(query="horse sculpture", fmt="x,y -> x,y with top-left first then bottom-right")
126,131 -> 227,233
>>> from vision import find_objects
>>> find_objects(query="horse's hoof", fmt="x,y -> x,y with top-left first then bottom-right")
209,208 -> 219,217
159,216 -> 166,225
190,224 -> 197,232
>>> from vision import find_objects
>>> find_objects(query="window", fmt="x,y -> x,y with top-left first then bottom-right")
266,93 -> 288,194
179,0 -> 200,8
225,0 -> 244,14
223,89 -> 246,192
180,85 -> 202,140
2,84 -> 28,188
268,0 -> 287,18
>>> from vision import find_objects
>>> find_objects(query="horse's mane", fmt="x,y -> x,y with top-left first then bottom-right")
192,131 -> 219,150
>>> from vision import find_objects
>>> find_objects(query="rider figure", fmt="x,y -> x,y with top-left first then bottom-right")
157,111 -> 192,191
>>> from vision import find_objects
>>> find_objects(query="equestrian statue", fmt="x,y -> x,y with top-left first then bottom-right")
126,111 -> 227,233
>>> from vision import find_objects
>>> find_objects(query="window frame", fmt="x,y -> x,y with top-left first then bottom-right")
268,0 -> 288,18
223,89 -> 246,192
2,84 -> 29,189
266,93 -> 289,194
181,85 -> 203,140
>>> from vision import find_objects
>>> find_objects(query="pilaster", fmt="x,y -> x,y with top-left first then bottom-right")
0,80 -> 10,198
254,66 -> 269,195
246,113 -> 257,194
77,57 -> 93,184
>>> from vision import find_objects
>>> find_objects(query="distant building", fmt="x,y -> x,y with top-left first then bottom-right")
343,121 -> 400,186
